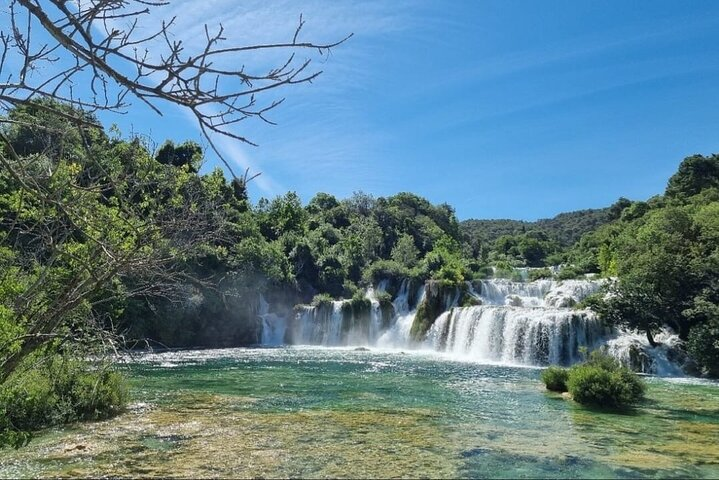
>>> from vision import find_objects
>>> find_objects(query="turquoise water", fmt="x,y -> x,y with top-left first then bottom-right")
1,347 -> 718,478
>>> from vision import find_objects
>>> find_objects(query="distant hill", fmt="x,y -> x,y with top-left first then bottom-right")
460,207 -> 611,247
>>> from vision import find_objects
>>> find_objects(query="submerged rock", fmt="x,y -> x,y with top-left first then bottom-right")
354,347 -> 371,352
461,447 -> 491,458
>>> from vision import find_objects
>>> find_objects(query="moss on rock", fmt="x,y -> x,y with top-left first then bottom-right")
410,281 -> 459,341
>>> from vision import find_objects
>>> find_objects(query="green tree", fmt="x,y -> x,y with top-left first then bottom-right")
155,141 -> 203,172
259,192 -> 307,241
391,234 -> 420,268
0,102 -> 225,383
608,197 -> 633,221
666,154 -> 719,199
687,316 -> 719,377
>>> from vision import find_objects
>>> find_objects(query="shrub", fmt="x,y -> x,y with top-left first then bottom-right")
435,264 -> 465,286
0,357 -> 128,448
472,265 -> 494,280
375,290 -> 393,305
342,281 -> 360,299
51,361 -> 128,421
493,266 -> 514,279
460,294 -> 481,307
311,293 -> 334,308
542,351 -> 646,408
566,365 -> 615,405
574,293 -> 605,312
556,266 -> 583,280
362,260 -> 410,286
529,268 -> 554,281
541,366 -> 569,392
408,263 -> 430,284
566,366 -> 645,408
343,292 -> 371,317
584,349 -> 621,371
565,352 -> 645,408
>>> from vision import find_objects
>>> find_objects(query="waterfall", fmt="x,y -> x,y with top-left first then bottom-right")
289,297 -> 383,347
259,295 -> 287,345
604,330 -> 685,376
425,278 -> 609,365
271,277 -> 606,355
258,276 -> 686,375
376,280 -> 426,348
365,286 -> 383,343
477,278 -> 603,307
425,306 -> 608,366
290,301 -> 345,345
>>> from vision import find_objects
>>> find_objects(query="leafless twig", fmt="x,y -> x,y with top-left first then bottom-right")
1,1 -> 351,177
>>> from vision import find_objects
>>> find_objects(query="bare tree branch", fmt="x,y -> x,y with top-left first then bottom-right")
1,1 -> 351,177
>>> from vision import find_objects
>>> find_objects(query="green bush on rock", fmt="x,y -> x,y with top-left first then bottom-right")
311,293 -> 334,308
556,266 -> 584,280
540,351 -> 645,408
566,365 -> 645,408
529,268 -> 554,281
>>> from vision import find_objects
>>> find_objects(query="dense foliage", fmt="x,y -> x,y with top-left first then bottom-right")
541,366 -> 569,392
564,154 -> 719,376
0,356 -> 127,448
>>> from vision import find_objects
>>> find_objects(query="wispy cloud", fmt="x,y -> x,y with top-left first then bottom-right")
211,134 -> 288,195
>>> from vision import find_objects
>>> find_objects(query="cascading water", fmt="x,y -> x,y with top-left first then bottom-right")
478,279 -> 555,307
477,278 -> 603,308
365,286 -> 383,341
376,279 -> 426,348
290,301 -> 345,345
259,275 -> 686,375
426,278 -> 608,365
288,293 -> 386,347
426,306 -> 608,366
604,330 -> 685,376
258,295 -> 287,346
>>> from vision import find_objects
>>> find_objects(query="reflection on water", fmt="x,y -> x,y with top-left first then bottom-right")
1,347 -> 718,478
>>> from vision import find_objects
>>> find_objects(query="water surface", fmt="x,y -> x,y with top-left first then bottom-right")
1,347 -> 717,478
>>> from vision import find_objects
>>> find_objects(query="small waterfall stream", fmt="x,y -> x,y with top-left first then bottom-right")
376,279 -> 426,348
259,295 -> 287,346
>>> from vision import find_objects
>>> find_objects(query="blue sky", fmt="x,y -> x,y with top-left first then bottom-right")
95,0 -> 719,220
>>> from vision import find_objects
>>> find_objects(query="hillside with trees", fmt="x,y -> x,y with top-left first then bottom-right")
461,206 -> 611,248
